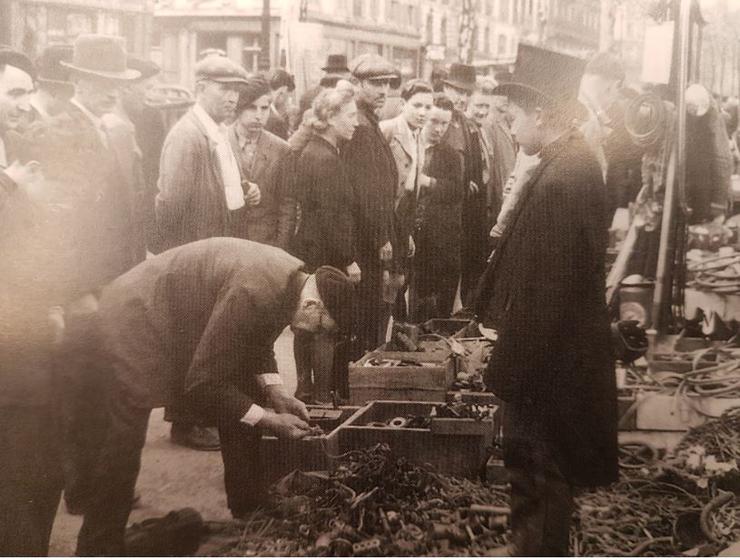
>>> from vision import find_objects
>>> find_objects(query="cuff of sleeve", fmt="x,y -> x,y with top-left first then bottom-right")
258,373 -> 283,388
240,404 -> 266,426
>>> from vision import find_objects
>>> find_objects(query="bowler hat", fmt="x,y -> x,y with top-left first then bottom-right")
443,63 -> 476,92
35,44 -> 73,85
350,53 -> 397,81
194,55 -> 248,85
493,43 -> 586,117
322,54 -> 350,74
315,266 -> 355,335
0,47 -> 35,81
61,34 -> 140,81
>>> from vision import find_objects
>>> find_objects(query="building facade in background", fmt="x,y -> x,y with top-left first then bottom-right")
0,0 -> 151,58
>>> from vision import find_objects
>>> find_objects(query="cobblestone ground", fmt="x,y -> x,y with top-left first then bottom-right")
49,327 -> 298,556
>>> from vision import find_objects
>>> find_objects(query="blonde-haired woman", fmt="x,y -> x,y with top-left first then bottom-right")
291,85 -> 359,402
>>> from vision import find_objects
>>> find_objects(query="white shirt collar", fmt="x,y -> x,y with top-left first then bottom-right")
192,102 -> 224,141
71,97 -> 103,129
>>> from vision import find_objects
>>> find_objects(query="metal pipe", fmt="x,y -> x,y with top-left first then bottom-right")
651,0 -> 691,333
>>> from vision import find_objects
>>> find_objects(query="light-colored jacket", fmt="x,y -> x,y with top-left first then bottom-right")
380,114 -> 420,210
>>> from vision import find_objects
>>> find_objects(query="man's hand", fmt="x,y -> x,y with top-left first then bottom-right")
266,385 -> 310,422
407,235 -> 415,258
244,181 -> 261,207
418,174 -> 432,189
468,180 -> 480,194
346,261 -> 361,284
257,411 -> 312,439
379,241 -> 393,262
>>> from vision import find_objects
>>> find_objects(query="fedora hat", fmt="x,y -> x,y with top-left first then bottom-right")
322,54 -> 350,74
493,43 -> 586,117
61,34 -> 140,81
443,63 -> 476,92
36,44 -> 73,85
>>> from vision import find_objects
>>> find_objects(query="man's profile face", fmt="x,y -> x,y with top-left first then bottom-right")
509,101 -> 542,155
443,84 -> 470,112
0,64 -> 34,132
359,78 -> 391,111
237,93 -> 271,132
197,79 -> 240,123
469,92 -> 491,125
76,77 -> 122,117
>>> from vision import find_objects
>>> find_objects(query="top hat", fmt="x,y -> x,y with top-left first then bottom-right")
493,43 -> 586,117
35,44 -> 73,85
0,47 -> 35,81
322,54 -> 350,74
61,34 -> 140,81
443,63 -> 477,92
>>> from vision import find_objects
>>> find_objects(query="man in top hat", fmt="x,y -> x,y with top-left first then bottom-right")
441,63 -> 485,308
228,74 -> 296,249
156,54 -> 260,451
264,68 -> 295,140
71,237 -> 355,555
475,44 -> 617,556
296,54 -> 351,126
23,44 -> 74,125
0,46 -> 69,557
344,53 -> 399,356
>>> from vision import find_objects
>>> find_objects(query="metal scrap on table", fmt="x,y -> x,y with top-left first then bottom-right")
363,403 -> 495,429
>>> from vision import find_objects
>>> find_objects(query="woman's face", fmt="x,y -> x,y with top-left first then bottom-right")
328,100 -> 359,141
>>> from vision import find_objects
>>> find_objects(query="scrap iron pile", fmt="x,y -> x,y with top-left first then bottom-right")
212,409 -> 740,557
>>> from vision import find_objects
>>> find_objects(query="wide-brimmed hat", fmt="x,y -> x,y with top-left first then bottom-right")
0,47 -> 35,80
61,34 -> 140,81
350,53 -> 397,81
493,43 -> 586,118
442,63 -> 476,92
322,54 -> 350,74
36,44 -> 73,86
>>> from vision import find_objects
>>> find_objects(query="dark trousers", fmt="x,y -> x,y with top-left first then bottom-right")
293,330 -> 336,402
218,421 -> 264,517
414,256 -> 460,322
0,404 -> 64,556
503,406 -> 574,557
352,257 -> 389,359
163,400 -> 212,429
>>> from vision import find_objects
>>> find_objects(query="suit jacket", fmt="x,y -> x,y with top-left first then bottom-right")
292,135 -> 355,270
156,108 -> 232,251
380,114 -> 421,262
96,238 -> 305,417
475,131 -> 617,488
228,127 -> 297,249
343,101 -> 398,265
480,118 -> 516,230
264,106 -> 290,140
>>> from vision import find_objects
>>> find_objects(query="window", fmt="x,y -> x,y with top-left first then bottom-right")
484,26 -> 490,54
497,33 -> 506,54
499,0 -> 509,22
486,0 -> 492,15
426,11 -> 433,43
408,4 -> 415,26
440,17 -> 447,47
353,0 -> 363,18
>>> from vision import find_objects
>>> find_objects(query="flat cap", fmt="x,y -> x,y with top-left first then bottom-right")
350,53 -> 396,81
315,266 -> 355,335
0,47 -> 35,80
195,55 -> 248,85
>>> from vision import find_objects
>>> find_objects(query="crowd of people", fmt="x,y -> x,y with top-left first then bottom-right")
0,29 -> 663,557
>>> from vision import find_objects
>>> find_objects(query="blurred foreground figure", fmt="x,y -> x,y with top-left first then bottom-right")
476,45 -> 618,556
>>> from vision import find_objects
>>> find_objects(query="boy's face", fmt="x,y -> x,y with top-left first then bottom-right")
508,101 -> 542,155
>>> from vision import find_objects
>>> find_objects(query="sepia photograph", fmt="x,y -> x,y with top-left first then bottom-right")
2,0 -> 740,556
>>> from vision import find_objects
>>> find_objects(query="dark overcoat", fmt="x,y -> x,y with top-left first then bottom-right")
292,135 -> 354,270
95,238 -> 305,418
475,131 -> 618,488
228,127 -> 297,249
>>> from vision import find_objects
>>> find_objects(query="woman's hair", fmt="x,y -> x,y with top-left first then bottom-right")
307,84 -> 356,133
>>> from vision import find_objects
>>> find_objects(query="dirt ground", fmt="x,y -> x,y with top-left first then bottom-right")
48,327 -> 298,556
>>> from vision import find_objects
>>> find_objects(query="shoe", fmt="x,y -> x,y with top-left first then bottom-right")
170,424 -> 220,451
125,507 -> 204,556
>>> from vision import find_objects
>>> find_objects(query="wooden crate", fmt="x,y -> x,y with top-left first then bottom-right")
422,318 -> 472,337
335,400 -> 494,477
348,347 -> 455,405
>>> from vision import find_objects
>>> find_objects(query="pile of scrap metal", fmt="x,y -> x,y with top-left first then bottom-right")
209,443 -> 511,556
362,403 -> 496,429
688,247 -> 740,294
574,407 -> 740,556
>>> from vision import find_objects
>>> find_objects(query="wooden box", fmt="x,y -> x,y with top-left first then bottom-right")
335,400 -> 494,477
348,347 -> 455,405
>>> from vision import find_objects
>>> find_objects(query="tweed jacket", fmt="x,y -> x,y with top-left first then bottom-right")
476,130 -> 618,488
96,238 -> 305,417
228,127 -> 297,249
156,108 -> 232,251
